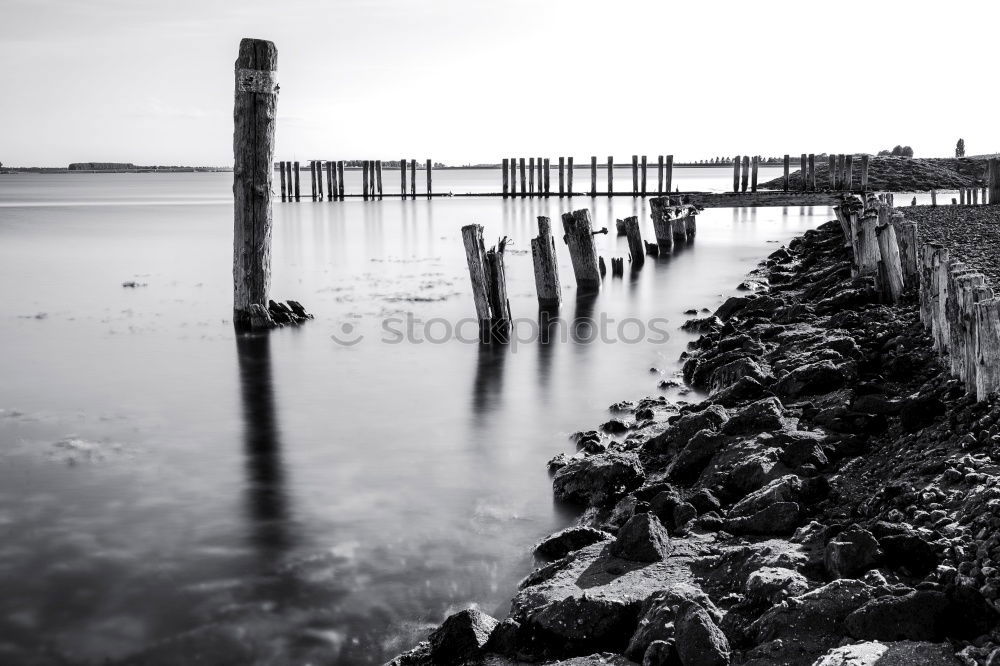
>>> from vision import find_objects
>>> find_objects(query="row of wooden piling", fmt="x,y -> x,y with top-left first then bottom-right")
462,199 -> 699,341
732,153 -> 870,194
276,160 -> 435,201
500,156 -> 676,199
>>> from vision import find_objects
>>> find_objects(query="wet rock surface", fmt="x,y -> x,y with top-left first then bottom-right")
391,215 -> 1000,666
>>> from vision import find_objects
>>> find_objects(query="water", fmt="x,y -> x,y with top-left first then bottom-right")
0,166 -> 828,665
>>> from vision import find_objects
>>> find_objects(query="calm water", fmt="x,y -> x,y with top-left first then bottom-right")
0,167 -> 828,665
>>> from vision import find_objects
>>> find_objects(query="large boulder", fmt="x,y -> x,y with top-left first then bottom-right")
527,594 -> 639,657
745,566 -> 810,605
875,525 -> 939,577
724,502 -> 801,536
709,357 -> 770,394
730,475 -> 803,517
535,526 -> 613,560
673,601 -> 731,666
776,360 -> 848,399
645,406 -> 729,456
824,527 -> 883,579
625,584 -> 720,661
667,429 -> 729,482
553,452 -> 645,507
811,641 -> 962,666
844,591 -> 951,641
428,608 -> 498,665
610,513 -> 672,562
752,579 -> 874,645
723,398 -> 792,436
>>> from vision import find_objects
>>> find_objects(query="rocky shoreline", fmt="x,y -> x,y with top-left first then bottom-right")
759,157 -> 987,192
391,215 -> 1000,666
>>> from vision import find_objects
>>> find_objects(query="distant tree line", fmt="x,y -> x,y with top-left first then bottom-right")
877,145 -> 914,158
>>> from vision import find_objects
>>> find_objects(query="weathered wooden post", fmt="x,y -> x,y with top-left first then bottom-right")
462,225 -> 512,343
844,155 -> 854,192
520,157 -> 527,198
783,154 -> 789,191
855,212 -> 880,276
293,161 -> 300,200
590,156 -> 597,196
233,37 -> 278,332
326,161 -> 333,200
632,155 -> 639,196
529,157 -> 535,195
559,157 -> 565,197
989,158 -> 1000,205
808,153 -> 816,191
751,156 -> 759,192
607,156 -> 614,196
799,153 -> 807,192
318,161 -> 325,200
410,159 -> 417,200
733,156 -> 741,193
920,244 -> 946,329
974,187 -> 980,205
337,161 -> 344,200
975,297 -> 1000,400
531,216 -> 561,308
567,156 -> 574,196
649,197 -> 673,250
508,157 -> 516,197
544,158 -> 550,196
931,189 -> 937,206
279,161 -> 287,201
860,154 -> 870,192
536,157 -> 543,195
893,217 -> 919,289
665,155 -> 673,193
657,155 -> 664,194
828,154 -> 837,190
376,160 -> 383,199
961,188 -> 966,205
835,154 -> 844,190
641,155 -> 647,196
501,158 -> 508,198
362,161 -> 369,201
561,209 -> 601,291
741,156 -> 750,193
309,161 -> 317,200
401,159 -> 408,199
875,222 -> 904,303
622,215 -> 644,268
426,159 -> 432,199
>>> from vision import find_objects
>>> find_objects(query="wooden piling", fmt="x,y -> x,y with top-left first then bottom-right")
501,158 -> 508,198
989,158 -> 1000,205
860,154 -> 870,192
590,156 -> 597,196
561,209 -> 601,291
559,157 -> 565,197
657,156 -> 664,195
599,256 -> 607,278
520,158 -> 527,198
530,216 -> 561,308
751,156 -> 759,192
875,222 -> 904,303
975,297 -> 1000,400
410,159 -> 416,200
279,161 -> 287,201
742,156 -> 750,193
508,157 -> 516,198
894,218 -> 919,289
808,153 -> 816,191
310,161 -> 318,200
462,224 -> 511,342
529,157 -> 535,195
783,155 -> 789,192
961,188 -> 966,205
844,155 -> 854,192
649,197 -> 674,250
376,160 -> 383,199
733,156 -> 741,193
337,161 -> 345,200
641,155 -> 647,196
974,187 -> 980,205
317,161 -> 325,200
828,154 -> 837,190
567,157 -> 574,196
426,159 -> 432,199
401,159 -> 408,199
855,212 -> 880,276
293,161 -> 300,201
537,157 -> 543,196
799,154 -> 807,192
665,155 -> 673,193
362,161 -> 369,201
632,155 -> 638,196
835,154 -> 845,190
622,215 -> 644,268
644,241 -> 659,257
544,158 -> 550,196
233,37 -> 278,331
607,156 -> 614,197
326,161 -> 333,200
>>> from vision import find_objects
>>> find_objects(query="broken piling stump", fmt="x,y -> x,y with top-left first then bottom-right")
530,216 -> 561,308
561,209 -> 602,292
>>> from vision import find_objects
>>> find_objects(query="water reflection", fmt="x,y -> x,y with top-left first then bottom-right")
471,342 -> 507,423
236,332 -> 292,558
571,291 -> 598,346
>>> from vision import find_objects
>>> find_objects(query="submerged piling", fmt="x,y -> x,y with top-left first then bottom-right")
607,156 -> 614,196
567,157 -> 574,196
590,156 -> 597,196
462,225 -> 512,342
233,37 -> 278,331
641,155 -> 647,196
279,161 -> 287,201
632,155 -> 639,196
665,155 -> 673,193
733,156 -> 741,193
531,216 -> 561,308
561,209 -> 601,291
622,215 -> 644,268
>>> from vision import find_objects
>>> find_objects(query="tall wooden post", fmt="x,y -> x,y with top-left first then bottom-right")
657,156 -> 664,194
502,158 -> 509,198
508,157 -> 516,197
362,161 -> 369,201
401,159 -> 408,198
543,158 -> 550,196
828,154 -> 837,190
337,161 -> 345,200
318,161 -> 325,199
640,155 -> 647,196
310,161 -> 317,200
836,154 -> 846,190
751,156 -> 759,192
622,215 -> 644,268
531,216 -> 562,308
590,156 -> 597,196
561,209 -> 601,291
665,155 -> 673,193
860,154 -> 870,192
632,155 -> 638,196
325,161 -> 333,200
537,157 -> 543,196
567,157 -> 574,195
376,160 -> 383,199
799,154 -> 807,192
426,159 -> 432,199
293,161 -> 300,201
410,159 -> 416,200
844,155 -> 854,192
733,156 -> 741,193
741,155 -> 750,193
808,153 -> 816,191
279,161 -> 287,201
782,154 -> 789,191
529,157 -> 535,195
233,37 -> 278,331
608,156 -> 614,196
520,158 -> 527,198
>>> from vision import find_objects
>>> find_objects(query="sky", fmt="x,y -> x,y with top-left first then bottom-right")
1,0 -> 997,167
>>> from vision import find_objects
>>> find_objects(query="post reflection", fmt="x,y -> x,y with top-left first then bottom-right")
471,342 -> 507,424
235,332 -> 292,558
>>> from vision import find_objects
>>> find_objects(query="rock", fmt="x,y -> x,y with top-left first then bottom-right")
844,590 -> 951,641
776,360 -> 848,399
722,398 -> 791,436
724,502 -> 800,536
709,357 -> 769,394
625,583 -> 720,661
824,527 -> 883,579
528,595 -> 639,657
602,419 -> 630,434
610,513 -> 672,562
688,489 -> 721,515
643,640 -> 680,666
668,429 -> 728,481
555,654 -> 640,666
553,452 -> 645,507
730,475 -> 803,517
778,431 -> 830,469
645,405 -> 729,456
723,447 -> 793,496
812,641 -> 962,666
900,394 -> 946,432
673,502 -> 697,530
428,608 -> 498,665
682,316 -> 723,333
715,296 -> 750,321
673,601 -> 731,666
752,579 -> 874,647
745,566 -> 810,605
385,642 -> 432,666
535,526 -> 613,560
878,532 -> 939,577
712,376 -> 767,408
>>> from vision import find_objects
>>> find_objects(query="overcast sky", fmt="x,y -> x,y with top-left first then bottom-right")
1,0 -> 995,167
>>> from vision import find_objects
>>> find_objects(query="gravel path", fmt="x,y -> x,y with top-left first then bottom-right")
903,205 -> 1000,285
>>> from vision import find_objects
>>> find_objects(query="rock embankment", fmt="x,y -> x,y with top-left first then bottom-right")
391,216 -> 1000,666
759,156 -> 987,192
905,206 -> 1000,286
